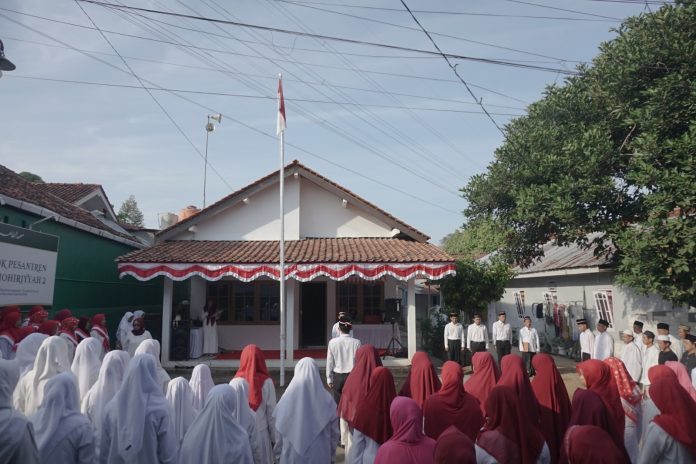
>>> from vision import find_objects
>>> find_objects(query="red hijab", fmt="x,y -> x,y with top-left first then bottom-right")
234,344 -> 271,411
477,385 -> 545,464
54,308 -> 73,322
665,361 -> 696,403
352,366 -> 396,445
497,354 -> 540,425
28,306 -> 48,325
338,344 -> 382,424
603,357 -> 642,423
398,351 -> 441,409
531,354 -> 572,464
567,389 -> 611,429
374,396 -> 436,464
0,306 -> 20,325
648,365 -> 696,459
0,311 -> 22,342
576,360 -> 624,441
38,320 -> 60,336
423,361 -> 483,440
464,351 -> 500,414
564,425 -> 628,464
90,314 -> 110,352
434,425 -> 476,464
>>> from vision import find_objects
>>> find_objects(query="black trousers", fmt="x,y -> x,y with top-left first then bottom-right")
447,339 -> 462,364
331,371 -> 349,404
470,341 -> 487,354
495,340 -> 511,361
522,351 -> 536,377
581,352 -> 591,361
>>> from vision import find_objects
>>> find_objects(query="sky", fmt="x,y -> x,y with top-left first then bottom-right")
0,0 -> 670,243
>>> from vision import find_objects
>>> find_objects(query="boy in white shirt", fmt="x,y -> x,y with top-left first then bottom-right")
444,312 -> 465,365
518,316 -> 540,377
577,318 -> 595,361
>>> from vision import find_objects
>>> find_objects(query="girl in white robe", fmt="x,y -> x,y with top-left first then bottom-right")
165,377 -> 195,449
15,333 -> 48,377
201,299 -> 220,355
0,359 -> 40,464
100,354 -> 177,464
273,357 -> 340,464
13,336 -> 72,415
189,363 -> 215,413
71,338 -> 102,401
30,372 -> 95,464
115,312 -> 134,350
123,317 -> 152,358
229,377 -> 263,464
81,350 -> 130,458
178,384 -> 253,464
134,339 -> 171,394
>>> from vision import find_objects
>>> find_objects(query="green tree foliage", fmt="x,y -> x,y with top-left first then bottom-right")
462,1 -> 696,306
442,217 -> 510,260
117,195 -> 145,227
20,171 -> 44,183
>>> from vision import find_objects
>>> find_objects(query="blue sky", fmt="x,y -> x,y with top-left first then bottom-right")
0,0 -> 664,242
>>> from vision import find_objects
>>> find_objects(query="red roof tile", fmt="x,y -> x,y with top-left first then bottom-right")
117,238 -> 454,264
34,183 -> 100,203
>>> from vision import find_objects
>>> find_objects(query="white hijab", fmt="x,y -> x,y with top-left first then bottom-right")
116,312 -> 134,346
81,350 -> 130,433
190,364 -> 215,412
16,336 -> 71,415
178,384 -> 253,464
0,359 -> 26,464
71,337 -> 102,400
273,357 -> 337,457
134,339 -> 171,392
103,353 -> 168,460
15,333 -> 48,376
228,377 -> 257,432
165,377 -> 195,445
30,372 -> 91,459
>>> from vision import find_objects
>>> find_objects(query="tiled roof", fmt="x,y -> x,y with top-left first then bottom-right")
34,182 -> 100,203
513,233 -> 614,274
117,238 -> 454,264
159,160 -> 430,242
0,165 -> 136,243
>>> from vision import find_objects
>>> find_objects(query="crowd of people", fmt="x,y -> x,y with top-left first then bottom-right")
2,304 -> 696,463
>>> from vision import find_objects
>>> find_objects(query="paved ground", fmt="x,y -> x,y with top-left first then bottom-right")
166,350 -> 582,463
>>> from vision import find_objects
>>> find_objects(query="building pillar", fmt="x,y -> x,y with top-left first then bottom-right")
286,279 -> 295,364
161,278 -> 173,365
326,279 -> 337,340
407,278 -> 416,361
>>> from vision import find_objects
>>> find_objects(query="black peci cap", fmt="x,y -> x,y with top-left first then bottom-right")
657,323 -> 669,330
576,318 -> 587,325
633,320 -> 644,328
598,319 -> 610,327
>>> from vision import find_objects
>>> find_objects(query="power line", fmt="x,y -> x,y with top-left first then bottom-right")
505,0 -> 622,20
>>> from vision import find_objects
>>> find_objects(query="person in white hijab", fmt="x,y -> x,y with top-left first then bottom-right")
30,372 -> 95,463
71,337 -> 102,401
178,384 -> 253,464
15,333 -> 48,377
165,377 -> 195,448
229,377 -> 263,464
134,339 -> 171,394
115,312 -> 134,350
13,336 -> 72,415
273,357 -> 339,464
0,359 -> 40,464
189,364 -> 215,413
81,350 -> 130,458
100,354 -> 177,464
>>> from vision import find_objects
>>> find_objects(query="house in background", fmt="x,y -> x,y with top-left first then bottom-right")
0,166 -> 163,337
117,161 -> 456,367
485,235 -> 694,356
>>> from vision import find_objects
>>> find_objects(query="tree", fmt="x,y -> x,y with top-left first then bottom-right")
117,195 -> 145,227
19,171 -> 44,183
462,1 -> 696,306
441,216 -> 510,260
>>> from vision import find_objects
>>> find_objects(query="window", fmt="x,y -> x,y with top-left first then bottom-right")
513,291 -> 525,318
593,290 -> 615,328
208,281 -> 280,324
336,280 -> 384,322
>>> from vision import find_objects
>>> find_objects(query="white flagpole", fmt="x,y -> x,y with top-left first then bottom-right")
278,74 -> 286,387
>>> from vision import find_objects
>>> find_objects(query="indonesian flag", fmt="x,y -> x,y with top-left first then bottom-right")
277,74 -> 286,135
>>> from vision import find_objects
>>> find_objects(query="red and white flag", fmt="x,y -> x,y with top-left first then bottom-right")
277,74 -> 286,135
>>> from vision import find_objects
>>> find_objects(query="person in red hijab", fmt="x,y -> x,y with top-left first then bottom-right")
59,316 -> 79,362
398,351 -> 441,409
350,366 -> 397,463
374,396 -> 436,464
531,354 -> 572,464
53,308 -> 73,322
434,425 -> 476,464
37,320 -> 60,336
25,306 -> 48,329
464,351 -> 500,415
90,313 -> 110,355
0,305 -> 20,325
576,360 -> 624,442
0,311 -> 23,359
233,344 -> 276,464
476,385 -> 549,464
423,361 -> 483,441
563,425 -> 628,464
603,357 -> 642,462
497,354 -> 540,425
637,365 -> 696,463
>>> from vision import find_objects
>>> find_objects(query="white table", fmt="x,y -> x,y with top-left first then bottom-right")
189,327 -> 203,359
352,323 -> 400,349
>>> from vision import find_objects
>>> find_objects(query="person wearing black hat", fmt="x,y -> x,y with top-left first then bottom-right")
518,315 -> 539,376
491,311 -> 512,362
593,319 -> 614,360
444,312 -> 465,364
331,312 -> 353,339
466,314 -> 489,355
681,333 -> 696,377
577,318 -> 594,361
657,322 -> 683,359
640,330 -> 659,389
632,320 -> 645,354
326,320 -> 361,405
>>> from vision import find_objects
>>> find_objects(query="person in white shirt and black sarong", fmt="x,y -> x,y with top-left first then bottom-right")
492,311 -> 512,363
577,318 -> 594,361
518,316 -> 540,377
443,312 -> 465,365
467,314 -> 489,356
